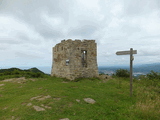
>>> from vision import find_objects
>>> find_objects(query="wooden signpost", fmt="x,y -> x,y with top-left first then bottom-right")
116,48 -> 137,97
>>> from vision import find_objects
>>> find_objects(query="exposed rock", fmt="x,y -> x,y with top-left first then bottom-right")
41,104 -> 52,109
59,118 -> 70,120
33,105 -> 45,111
37,95 -> 51,101
84,98 -> 96,104
30,96 -> 42,101
76,99 -> 80,102
30,95 -> 51,101
0,84 -> 4,86
27,103 -> 32,106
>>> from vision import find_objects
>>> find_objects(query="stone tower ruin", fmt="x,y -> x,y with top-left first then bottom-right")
51,39 -> 99,80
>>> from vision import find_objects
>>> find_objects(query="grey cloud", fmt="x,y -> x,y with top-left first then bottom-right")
100,52 -> 112,57
0,38 -> 21,44
17,32 -> 30,41
0,46 -> 7,50
0,0 -> 72,39
124,0 -> 160,16
0,0 -> 70,17
138,48 -> 160,56
0,0 -> 160,67
36,25 -> 62,39
69,25 -> 98,38
120,23 -> 142,36
15,52 -> 43,59
39,29 -> 61,39
67,19 -> 101,38
0,33 -> 37,45
140,35 -> 160,39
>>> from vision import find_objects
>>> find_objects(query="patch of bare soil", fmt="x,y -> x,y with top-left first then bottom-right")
0,84 -> 5,86
1,77 -> 36,84
98,75 -> 112,83
2,77 -> 27,84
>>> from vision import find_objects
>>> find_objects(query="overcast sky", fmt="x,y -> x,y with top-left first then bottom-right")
0,0 -> 160,68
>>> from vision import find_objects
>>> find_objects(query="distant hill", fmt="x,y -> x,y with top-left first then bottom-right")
0,67 -> 46,80
134,63 -> 160,73
0,68 -> 23,73
26,67 -> 45,74
0,67 -> 44,74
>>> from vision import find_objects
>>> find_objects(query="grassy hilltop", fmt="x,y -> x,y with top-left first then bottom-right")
0,68 -> 160,120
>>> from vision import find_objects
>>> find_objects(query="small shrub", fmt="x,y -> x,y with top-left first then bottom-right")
12,70 -> 21,75
4,71 -> 12,75
137,71 -> 160,88
25,72 -> 44,78
146,71 -> 160,80
116,69 -> 130,78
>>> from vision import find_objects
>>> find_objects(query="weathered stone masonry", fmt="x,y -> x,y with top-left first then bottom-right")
51,39 -> 99,80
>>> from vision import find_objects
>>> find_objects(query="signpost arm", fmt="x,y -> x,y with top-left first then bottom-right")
130,48 -> 133,97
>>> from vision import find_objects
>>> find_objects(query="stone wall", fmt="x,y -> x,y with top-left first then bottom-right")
51,39 -> 99,80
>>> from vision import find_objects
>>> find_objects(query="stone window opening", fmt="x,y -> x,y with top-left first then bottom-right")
82,50 -> 87,67
66,59 -> 69,66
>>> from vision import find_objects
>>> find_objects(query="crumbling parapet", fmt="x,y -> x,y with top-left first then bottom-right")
51,39 -> 99,80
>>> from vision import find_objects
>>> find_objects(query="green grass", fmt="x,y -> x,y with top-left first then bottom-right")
0,76 -> 159,120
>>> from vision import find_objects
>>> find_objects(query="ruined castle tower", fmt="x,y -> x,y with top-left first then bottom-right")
51,39 -> 99,80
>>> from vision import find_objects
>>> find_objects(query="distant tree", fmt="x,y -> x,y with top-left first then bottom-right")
116,69 -> 130,78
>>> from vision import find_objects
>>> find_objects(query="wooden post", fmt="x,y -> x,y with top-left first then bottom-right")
130,48 -> 133,97
116,48 -> 137,97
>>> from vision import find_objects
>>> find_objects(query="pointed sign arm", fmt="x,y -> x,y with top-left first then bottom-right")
116,50 -> 137,55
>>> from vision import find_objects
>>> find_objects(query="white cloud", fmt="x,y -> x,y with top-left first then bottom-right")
0,0 -> 160,68
76,0 -> 100,12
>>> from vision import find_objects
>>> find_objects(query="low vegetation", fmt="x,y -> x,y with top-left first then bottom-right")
0,68 -> 159,119
0,68 -> 48,81
115,69 -> 130,78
